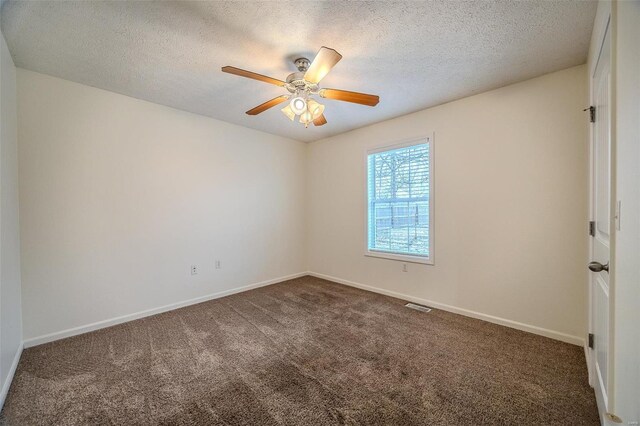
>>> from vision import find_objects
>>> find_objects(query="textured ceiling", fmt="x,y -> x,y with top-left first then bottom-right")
1,1 -> 596,142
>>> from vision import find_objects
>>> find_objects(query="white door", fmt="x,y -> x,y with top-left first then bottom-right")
589,17 -> 616,425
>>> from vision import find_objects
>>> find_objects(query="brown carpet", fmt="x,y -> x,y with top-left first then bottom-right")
1,276 -> 599,425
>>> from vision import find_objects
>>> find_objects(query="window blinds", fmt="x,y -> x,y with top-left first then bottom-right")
367,143 -> 430,257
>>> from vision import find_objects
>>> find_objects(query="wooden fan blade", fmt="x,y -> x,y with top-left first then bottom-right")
222,66 -> 285,87
319,88 -> 379,106
245,95 -> 289,115
313,114 -> 327,126
304,47 -> 342,84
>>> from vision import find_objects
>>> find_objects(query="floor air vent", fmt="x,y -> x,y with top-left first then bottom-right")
405,303 -> 432,313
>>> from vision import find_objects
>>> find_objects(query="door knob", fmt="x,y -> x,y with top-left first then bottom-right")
588,261 -> 609,273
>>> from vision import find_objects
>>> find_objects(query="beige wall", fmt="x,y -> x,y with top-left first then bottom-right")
18,69 -> 307,342
307,65 -> 588,344
0,27 -> 22,406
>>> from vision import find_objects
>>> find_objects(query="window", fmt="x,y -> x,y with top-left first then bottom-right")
366,138 -> 433,264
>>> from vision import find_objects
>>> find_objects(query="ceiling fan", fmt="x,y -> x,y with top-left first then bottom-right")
222,47 -> 379,128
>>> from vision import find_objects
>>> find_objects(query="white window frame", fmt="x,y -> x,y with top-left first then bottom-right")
364,135 -> 434,265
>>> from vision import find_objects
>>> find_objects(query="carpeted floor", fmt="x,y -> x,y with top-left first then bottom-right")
1,276 -> 599,425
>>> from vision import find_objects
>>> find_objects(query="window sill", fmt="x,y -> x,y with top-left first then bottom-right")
365,250 -> 433,265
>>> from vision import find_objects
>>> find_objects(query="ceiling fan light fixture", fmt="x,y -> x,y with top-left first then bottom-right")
299,110 -> 313,125
290,96 -> 307,115
307,99 -> 325,119
281,104 -> 295,121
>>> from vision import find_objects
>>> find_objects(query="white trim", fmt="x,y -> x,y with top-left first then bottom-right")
0,342 -> 23,410
23,272 -> 307,348
365,251 -> 430,265
364,135 -> 435,265
589,1 -> 612,79
308,271 -> 584,346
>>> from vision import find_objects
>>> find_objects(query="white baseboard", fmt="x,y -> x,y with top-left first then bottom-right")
23,272 -> 307,348
22,270 -> 584,348
308,271 -> 585,346
0,342 -> 24,410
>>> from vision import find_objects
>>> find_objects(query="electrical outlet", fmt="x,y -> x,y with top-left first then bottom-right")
215,260 -> 221,269
402,263 -> 408,272
190,265 -> 198,275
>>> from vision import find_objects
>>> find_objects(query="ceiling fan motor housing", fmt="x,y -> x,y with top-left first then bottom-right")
285,70 -> 319,94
